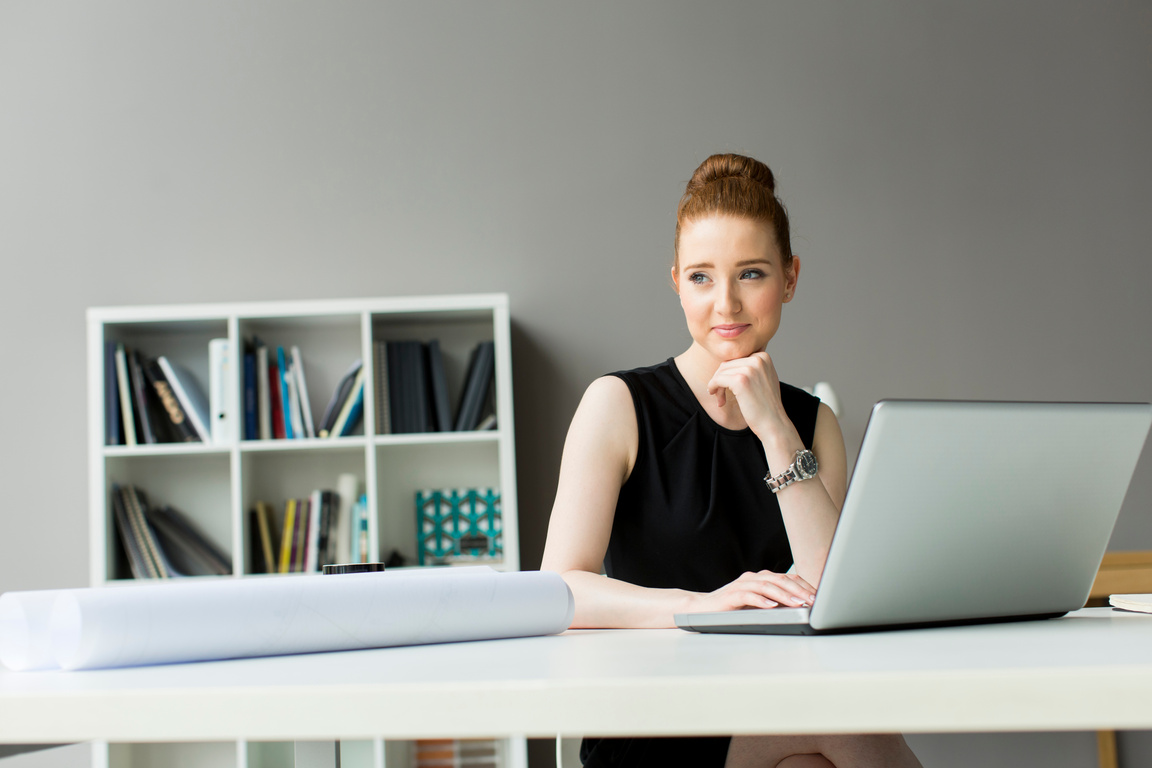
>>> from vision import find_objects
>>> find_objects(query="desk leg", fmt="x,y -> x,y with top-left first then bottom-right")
294,741 -> 340,768
1096,730 -> 1118,768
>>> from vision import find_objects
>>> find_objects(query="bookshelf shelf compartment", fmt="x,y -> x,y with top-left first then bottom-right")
89,294 -> 521,767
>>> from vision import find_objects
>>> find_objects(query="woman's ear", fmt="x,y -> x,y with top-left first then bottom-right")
784,256 -> 800,302
670,265 -> 680,295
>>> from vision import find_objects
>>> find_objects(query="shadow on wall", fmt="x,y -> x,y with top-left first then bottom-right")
510,319 -> 585,571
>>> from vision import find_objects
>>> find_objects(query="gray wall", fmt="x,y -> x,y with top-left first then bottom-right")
1,2 -> 1150,767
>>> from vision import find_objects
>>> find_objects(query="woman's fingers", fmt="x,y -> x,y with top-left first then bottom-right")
784,573 -> 818,595
732,572 -> 814,608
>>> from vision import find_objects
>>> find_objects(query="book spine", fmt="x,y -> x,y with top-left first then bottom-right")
291,346 -> 316,438
111,485 -> 148,579
127,350 -> 157,444
121,486 -> 167,579
293,496 -> 309,572
426,340 -> 452,432
284,356 -> 304,440
115,343 -> 137,446
304,489 -> 321,572
242,342 -> 258,440
268,362 -> 285,440
255,501 -> 275,574
386,341 -> 403,433
334,473 -> 358,566
356,495 -> 369,564
278,499 -> 296,574
373,341 -> 388,435
104,341 -> 123,446
277,347 -> 295,440
317,489 -> 334,568
256,341 -> 271,440
209,338 -> 234,445
453,344 -> 480,431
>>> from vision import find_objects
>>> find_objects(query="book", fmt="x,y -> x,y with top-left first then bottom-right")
118,485 -> 169,578
291,346 -> 316,438
255,340 -> 271,440
104,341 -> 123,446
305,489 -> 322,573
128,350 -> 162,444
252,501 -> 277,575
329,367 -> 366,438
293,496 -> 309,572
208,338 -> 234,444
277,346 -> 295,440
382,343 -> 396,435
143,360 -> 201,442
242,340 -> 258,440
146,505 -> 231,576
409,341 -> 431,433
317,489 -> 334,568
334,473 -> 359,565
1110,594 -> 1152,614
454,341 -> 495,431
268,361 -> 285,439
115,343 -> 137,446
318,359 -> 362,438
278,499 -> 296,573
284,354 -> 304,439
425,340 -> 452,432
386,341 -> 405,433
157,357 -> 211,443
353,494 -> 369,564
111,485 -> 150,578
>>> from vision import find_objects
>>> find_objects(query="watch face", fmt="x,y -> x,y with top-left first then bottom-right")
796,450 -> 818,479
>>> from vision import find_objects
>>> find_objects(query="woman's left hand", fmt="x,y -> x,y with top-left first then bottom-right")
707,352 -> 793,441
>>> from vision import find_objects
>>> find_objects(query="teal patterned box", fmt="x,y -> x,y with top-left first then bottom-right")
416,488 -> 503,565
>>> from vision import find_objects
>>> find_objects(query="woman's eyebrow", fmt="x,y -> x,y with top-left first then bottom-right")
682,258 -> 771,271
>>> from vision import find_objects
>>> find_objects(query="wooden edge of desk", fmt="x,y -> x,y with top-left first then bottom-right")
1090,550 -> 1152,601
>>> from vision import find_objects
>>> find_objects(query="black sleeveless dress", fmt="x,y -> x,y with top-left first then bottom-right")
581,358 -> 821,768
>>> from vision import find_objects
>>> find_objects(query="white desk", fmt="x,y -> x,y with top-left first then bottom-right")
2,609 -> 1151,745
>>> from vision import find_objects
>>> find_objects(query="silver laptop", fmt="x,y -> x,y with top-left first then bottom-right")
675,400 -> 1152,635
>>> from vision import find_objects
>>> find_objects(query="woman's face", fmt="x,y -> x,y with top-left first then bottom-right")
673,215 -> 798,363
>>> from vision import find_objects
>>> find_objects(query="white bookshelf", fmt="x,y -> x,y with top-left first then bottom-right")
86,294 -> 526,768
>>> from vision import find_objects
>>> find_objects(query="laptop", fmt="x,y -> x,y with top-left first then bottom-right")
675,400 -> 1152,636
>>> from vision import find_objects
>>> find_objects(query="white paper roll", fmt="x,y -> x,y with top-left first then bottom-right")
41,567 -> 573,671
0,590 -> 74,672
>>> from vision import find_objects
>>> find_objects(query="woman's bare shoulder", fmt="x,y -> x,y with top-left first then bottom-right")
566,375 -> 639,480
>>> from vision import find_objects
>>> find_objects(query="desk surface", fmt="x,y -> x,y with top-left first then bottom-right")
3,608 -> 1152,744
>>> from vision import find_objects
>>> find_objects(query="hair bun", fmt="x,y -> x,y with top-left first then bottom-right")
674,152 -> 793,272
686,153 -> 776,195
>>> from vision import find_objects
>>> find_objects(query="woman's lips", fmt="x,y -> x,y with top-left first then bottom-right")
713,324 -> 750,339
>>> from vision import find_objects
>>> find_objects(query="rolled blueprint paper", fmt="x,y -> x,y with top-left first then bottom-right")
46,567 -> 574,671
0,590 -> 75,671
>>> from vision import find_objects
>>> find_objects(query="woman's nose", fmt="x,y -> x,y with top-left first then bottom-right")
716,280 -> 740,313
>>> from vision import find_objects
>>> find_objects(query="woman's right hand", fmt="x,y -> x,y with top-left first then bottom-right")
685,570 -> 817,612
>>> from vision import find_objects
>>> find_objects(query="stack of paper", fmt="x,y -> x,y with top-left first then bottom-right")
1109,594 -> 1152,614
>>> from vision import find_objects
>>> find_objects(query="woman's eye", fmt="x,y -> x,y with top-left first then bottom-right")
688,273 -> 709,284
741,269 -> 764,280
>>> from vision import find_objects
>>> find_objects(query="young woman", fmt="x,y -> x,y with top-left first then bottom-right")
540,154 -> 921,768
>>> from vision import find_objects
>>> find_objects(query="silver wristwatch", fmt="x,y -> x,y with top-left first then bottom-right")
764,449 -> 819,494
